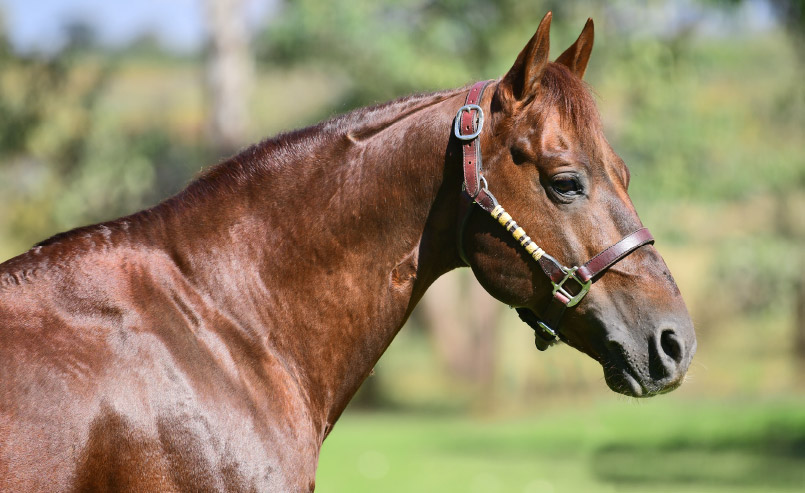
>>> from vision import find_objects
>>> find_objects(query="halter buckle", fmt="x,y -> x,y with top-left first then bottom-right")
454,104 -> 485,140
552,266 -> 592,307
536,320 -> 558,338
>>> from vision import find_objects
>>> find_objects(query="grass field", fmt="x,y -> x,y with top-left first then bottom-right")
316,398 -> 805,492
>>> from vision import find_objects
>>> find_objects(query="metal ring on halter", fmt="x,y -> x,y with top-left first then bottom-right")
454,104 -> 485,140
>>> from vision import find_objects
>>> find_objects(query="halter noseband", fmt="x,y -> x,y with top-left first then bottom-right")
455,80 -> 655,350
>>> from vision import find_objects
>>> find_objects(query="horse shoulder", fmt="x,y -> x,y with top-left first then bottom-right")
0,246 -> 319,491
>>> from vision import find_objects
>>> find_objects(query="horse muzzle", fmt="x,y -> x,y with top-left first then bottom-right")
601,323 -> 697,398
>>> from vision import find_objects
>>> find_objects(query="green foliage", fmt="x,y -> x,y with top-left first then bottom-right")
256,0 -> 578,105
604,32 -> 804,203
712,234 -> 801,314
0,27 -> 210,259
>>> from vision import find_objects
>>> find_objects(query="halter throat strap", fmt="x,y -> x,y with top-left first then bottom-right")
454,81 -> 655,350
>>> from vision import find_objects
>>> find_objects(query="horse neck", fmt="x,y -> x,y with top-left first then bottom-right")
162,88 -> 472,434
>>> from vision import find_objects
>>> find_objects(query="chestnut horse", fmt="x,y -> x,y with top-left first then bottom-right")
0,13 -> 695,492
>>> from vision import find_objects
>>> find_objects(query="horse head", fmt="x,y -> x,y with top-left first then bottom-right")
461,13 -> 696,397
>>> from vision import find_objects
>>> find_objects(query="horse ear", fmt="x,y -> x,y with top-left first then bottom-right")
555,18 -> 594,79
497,12 -> 552,112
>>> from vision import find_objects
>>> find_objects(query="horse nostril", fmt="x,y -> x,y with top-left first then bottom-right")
659,328 -> 684,365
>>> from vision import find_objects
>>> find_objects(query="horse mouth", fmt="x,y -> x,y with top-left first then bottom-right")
603,365 -> 685,397
601,340 -> 689,397
600,335 -> 690,398
603,366 -> 645,397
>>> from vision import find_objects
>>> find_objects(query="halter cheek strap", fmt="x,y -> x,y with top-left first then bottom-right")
455,80 -> 655,350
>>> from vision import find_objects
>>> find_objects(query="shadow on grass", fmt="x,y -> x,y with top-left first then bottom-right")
591,422 -> 805,488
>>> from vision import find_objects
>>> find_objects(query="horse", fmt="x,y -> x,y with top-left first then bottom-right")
0,13 -> 695,492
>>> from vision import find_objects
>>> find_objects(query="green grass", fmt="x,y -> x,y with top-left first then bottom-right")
316,398 -> 805,492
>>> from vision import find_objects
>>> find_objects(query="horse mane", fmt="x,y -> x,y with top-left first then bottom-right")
182,65 -> 598,204
22,88 -> 466,256
28,67 -> 598,254
173,86 -> 467,203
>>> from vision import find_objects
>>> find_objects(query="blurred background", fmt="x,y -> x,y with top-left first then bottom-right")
0,0 -> 803,491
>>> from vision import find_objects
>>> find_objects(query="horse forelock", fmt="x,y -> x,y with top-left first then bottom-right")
536,62 -> 602,138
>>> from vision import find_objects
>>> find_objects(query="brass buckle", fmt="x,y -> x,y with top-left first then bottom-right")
552,266 -> 592,307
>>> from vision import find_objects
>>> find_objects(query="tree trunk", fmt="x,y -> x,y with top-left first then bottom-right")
418,271 -> 501,389
795,271 -> 805,362
205,0 -> 254,156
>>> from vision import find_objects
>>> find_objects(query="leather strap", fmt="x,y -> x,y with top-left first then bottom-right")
456,81 -> 494,266
458,80 -> 498,213
577,228 -> 654,282
537,253 -> 568,284
460,81 -> 488,199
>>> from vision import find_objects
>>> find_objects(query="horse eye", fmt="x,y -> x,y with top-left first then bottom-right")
552,176 -> 582,196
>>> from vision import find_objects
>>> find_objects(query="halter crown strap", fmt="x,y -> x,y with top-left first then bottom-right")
455,81 -> 656,351
457,80 -> 497,210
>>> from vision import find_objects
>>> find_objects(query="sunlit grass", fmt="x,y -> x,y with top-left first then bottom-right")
317,398 -> 805,492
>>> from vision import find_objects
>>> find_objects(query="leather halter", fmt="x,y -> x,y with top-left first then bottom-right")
455,80 -> 655,350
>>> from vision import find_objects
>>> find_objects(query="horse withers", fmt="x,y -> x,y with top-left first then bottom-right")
0,13 -> 695,492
